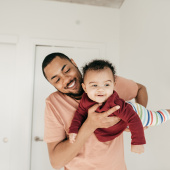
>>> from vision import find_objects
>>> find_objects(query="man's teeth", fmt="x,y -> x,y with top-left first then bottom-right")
68,80 -> 75,88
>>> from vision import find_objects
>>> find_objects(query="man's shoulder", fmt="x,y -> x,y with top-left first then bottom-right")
46,91 -> 65,103
115,76 -> 130,85
115,75 -> 136,88
46,91 -> 79,109
114,75 -> 138,101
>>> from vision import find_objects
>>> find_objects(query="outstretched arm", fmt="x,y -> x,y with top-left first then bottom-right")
135,83 -> 148,107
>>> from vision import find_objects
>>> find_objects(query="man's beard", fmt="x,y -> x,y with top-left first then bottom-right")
57,85 -> 84,100
65,86 -> 84,99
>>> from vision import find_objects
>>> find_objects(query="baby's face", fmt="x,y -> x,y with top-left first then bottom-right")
82,67 -> 115,104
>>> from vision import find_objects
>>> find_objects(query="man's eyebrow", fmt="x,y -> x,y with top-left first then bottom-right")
61,64 -> 67,71
51,75 -> 57,80
51,64 -> 67,80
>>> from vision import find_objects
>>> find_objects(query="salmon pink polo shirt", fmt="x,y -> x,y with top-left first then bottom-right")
44,76 -> 138,170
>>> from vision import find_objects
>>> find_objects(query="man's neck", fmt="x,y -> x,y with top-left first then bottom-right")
67,93 -> 83,100
62,89 -> 84,100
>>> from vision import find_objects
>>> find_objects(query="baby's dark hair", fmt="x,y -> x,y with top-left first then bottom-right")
82,59 -> 116,81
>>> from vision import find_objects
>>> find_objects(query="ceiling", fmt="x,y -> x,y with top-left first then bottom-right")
48,0 -> 125,8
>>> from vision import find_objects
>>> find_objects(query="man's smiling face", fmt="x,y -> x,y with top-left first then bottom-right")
44,56 -> 83,99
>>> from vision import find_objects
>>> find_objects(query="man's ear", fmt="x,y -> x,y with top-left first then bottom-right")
81,83 -> 87,93
70,59 -> 77,67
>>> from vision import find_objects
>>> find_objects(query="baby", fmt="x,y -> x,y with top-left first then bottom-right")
69,59 -> 170,154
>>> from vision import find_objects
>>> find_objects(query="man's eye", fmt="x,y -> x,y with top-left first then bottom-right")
55,78 -> 60,83
65,68 -> 70,73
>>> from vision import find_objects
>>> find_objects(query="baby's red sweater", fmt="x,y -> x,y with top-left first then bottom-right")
69,91 -> 146,145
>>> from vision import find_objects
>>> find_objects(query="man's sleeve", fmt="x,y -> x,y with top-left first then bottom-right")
44,101 -> 66,143
114,76 -> 138,101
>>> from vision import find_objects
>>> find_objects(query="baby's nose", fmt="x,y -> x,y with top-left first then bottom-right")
97,87 -> 104,91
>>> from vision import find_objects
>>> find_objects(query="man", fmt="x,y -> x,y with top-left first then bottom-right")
42,52 -> 148,170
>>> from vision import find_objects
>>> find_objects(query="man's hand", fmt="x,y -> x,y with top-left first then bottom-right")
86,104 -> 120,131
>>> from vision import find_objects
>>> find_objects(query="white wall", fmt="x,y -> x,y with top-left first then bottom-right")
120,0 -> 170,170
0,1 -> 119,170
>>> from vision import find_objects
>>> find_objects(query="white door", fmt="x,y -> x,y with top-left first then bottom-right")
0,43 -> 16,170
31,44 -> 105,170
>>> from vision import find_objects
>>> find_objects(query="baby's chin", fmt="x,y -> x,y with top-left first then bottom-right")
88,95 -> 108,104
94,99 -> 107,104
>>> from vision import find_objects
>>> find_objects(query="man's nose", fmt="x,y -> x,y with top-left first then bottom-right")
63,76 -> 71,87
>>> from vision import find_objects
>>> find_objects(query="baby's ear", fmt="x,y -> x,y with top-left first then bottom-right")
82,83 -> 87,93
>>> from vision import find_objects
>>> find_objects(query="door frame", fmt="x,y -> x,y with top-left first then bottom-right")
0,34 -> 19,170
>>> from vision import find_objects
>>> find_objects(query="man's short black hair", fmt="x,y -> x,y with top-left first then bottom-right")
42,52 -> 71,79
82,59 -> 116,81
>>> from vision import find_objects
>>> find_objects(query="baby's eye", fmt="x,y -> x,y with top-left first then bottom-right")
105,84 -> 110,86
92,84 -> 97,87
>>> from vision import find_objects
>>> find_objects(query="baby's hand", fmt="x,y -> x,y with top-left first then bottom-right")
69,133 -> 77,143
131,144 -> 144,154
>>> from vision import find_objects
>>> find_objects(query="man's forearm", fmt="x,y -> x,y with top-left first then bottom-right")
48,119 -> 95,169
135,83 -> 148,107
